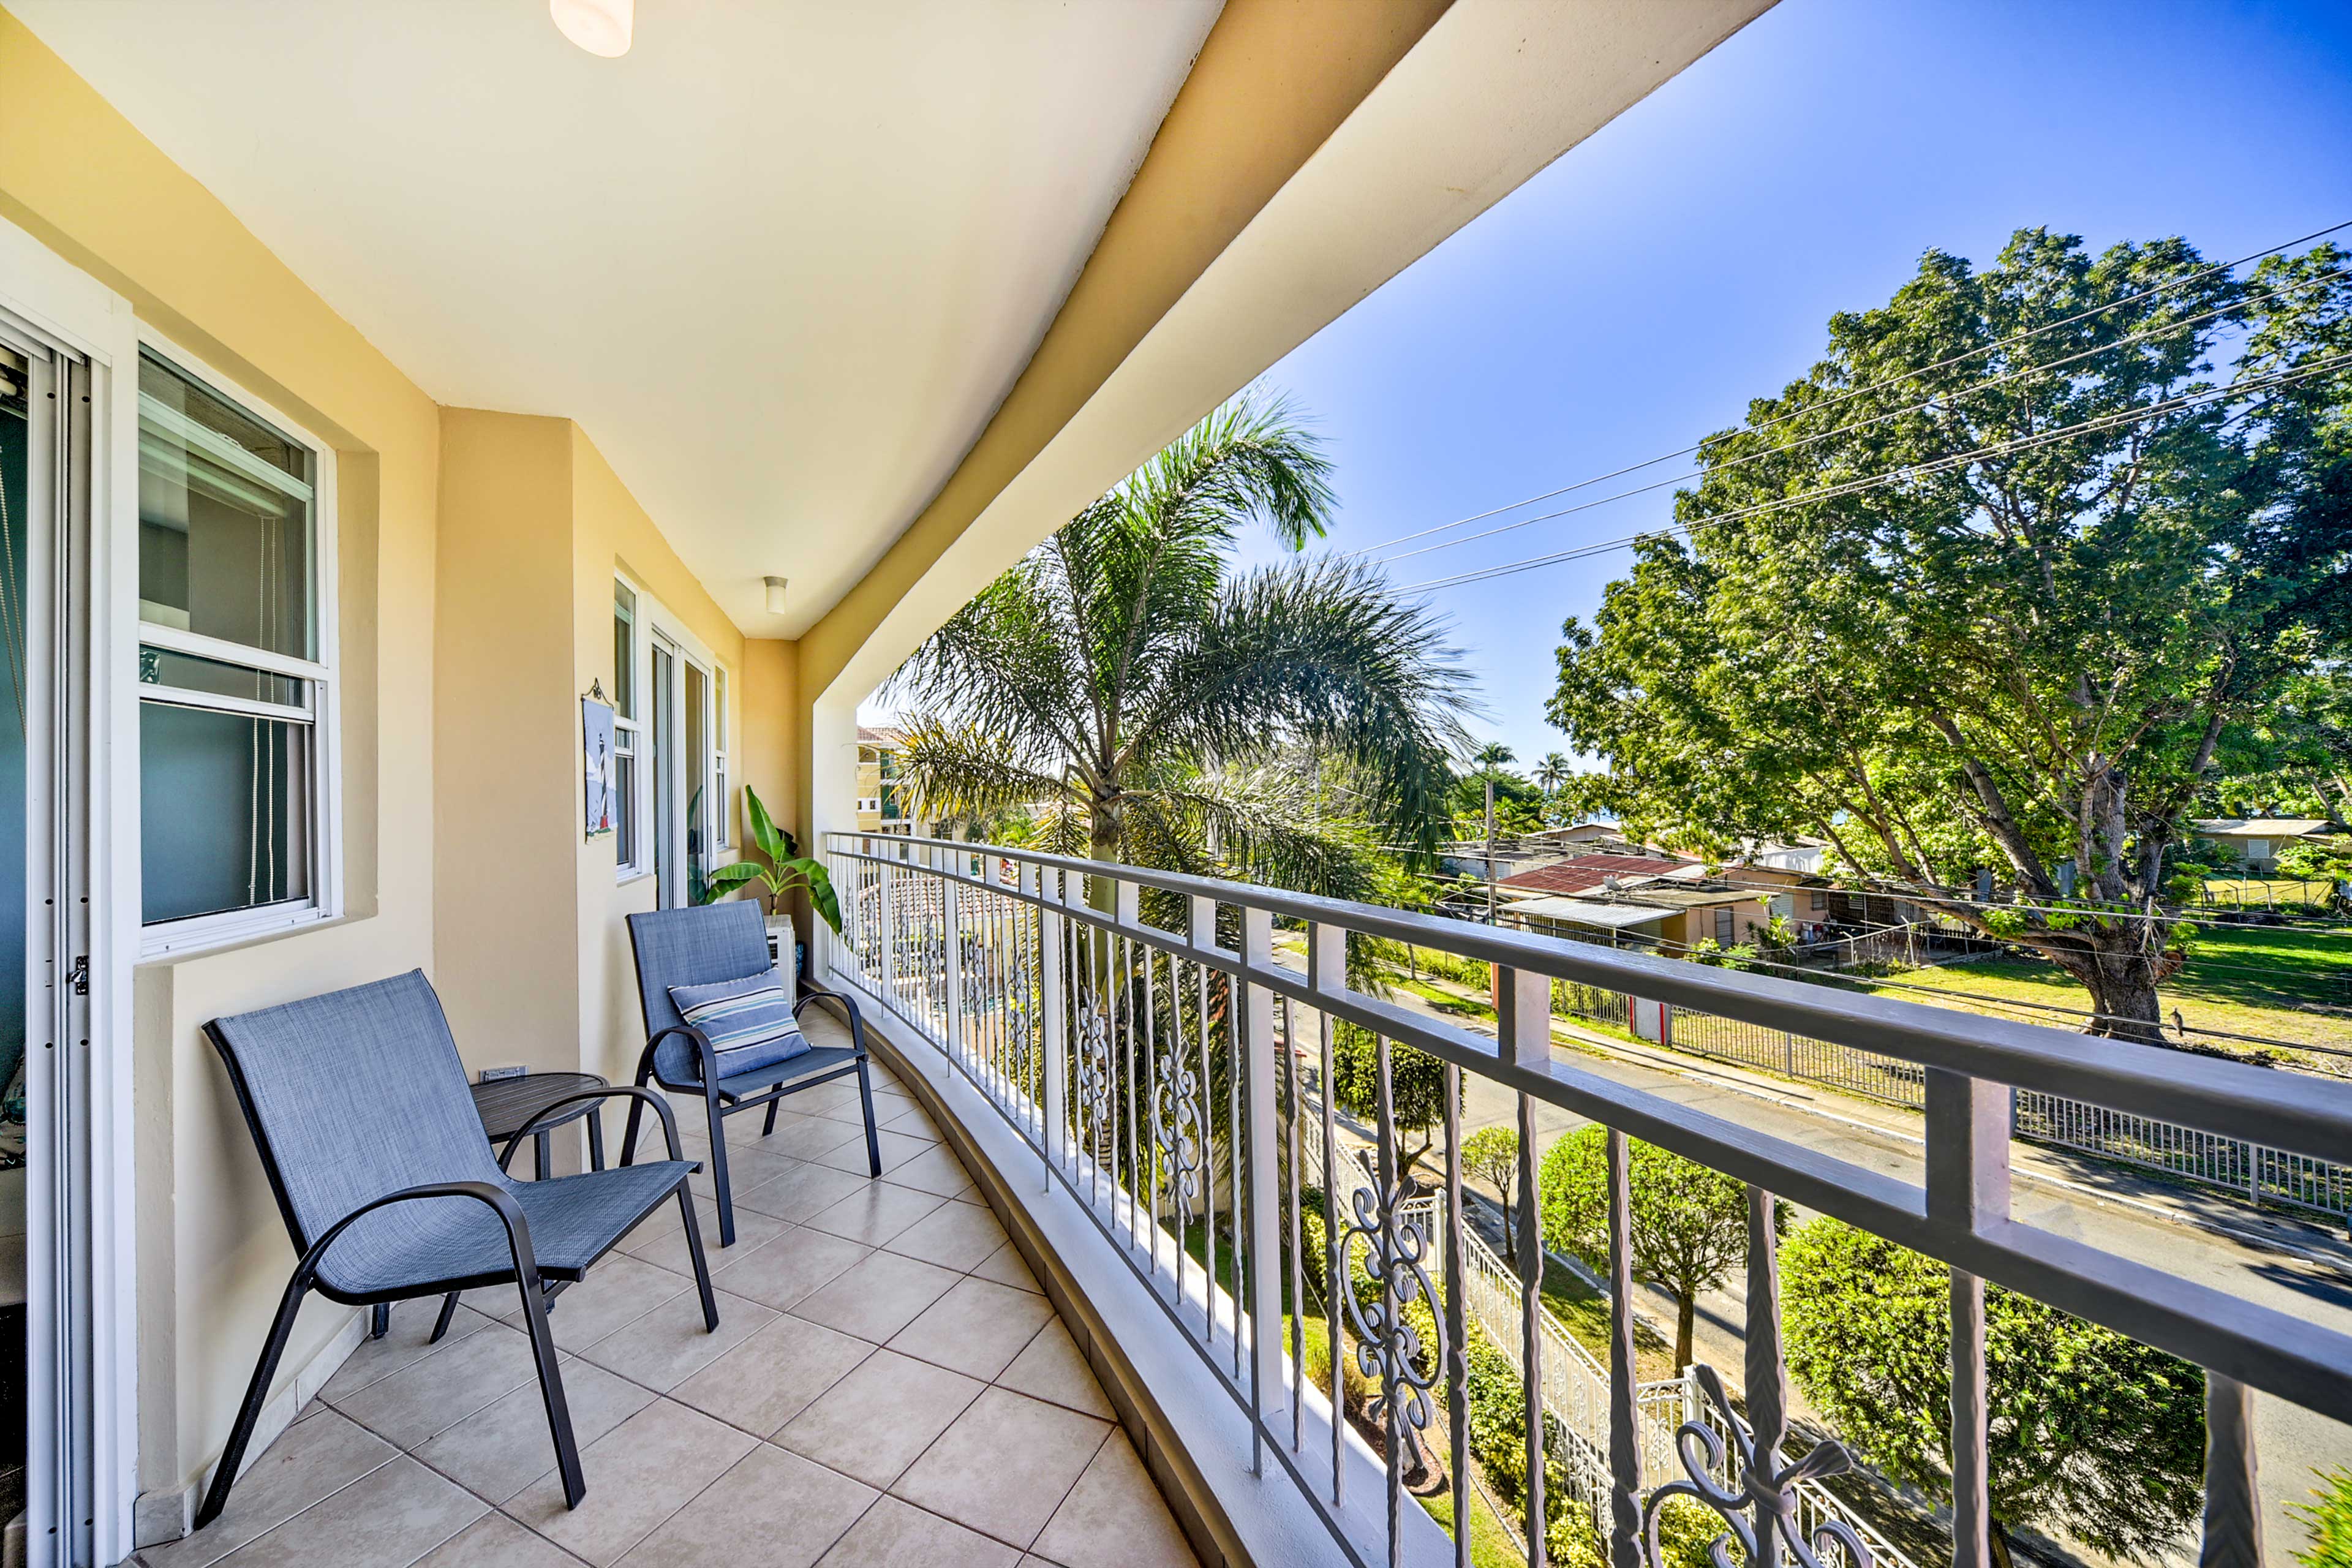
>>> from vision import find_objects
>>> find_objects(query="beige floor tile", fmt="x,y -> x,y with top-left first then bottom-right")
330,1321 -> 546,1450
773,1351 -> 984,1489
883,1202 -> 1006,1272
415,1359 -> 653,1504
412,1511 -> 589,1568
320,1303 -> 499,1403
889,1389 -> 1109,1550
886,1278 -> 1052,1382
614,1444 -> 875,1568
878,1146 -> 975,1199
725,1106 -> 821,1146
617,1195 -> 780,1275
790,1251 -> 960,1343
543,1256 -> 701,1352
993,1322 -> 1112,1420
799,1182 -> 943,1248
1030,1435 -> 1197,1568
880,1103 -> 943,1144
820,1090 -> 912,1129
970,1243 -> 1041,1295
207,1457 -> 485,1568
812,1129 -> 930,1176
709,1226 -> 871,1313
786,1081 -> 864,1118
507,1400 -> 756,1566
754,1116 -> 865,1163
733,1158 -> 872,1221
811,1498 -> 1018,1568
578,1290 -> 776,1392
689,1145 -> 804,1203
669,1315 -> 873,1436
144,1409 -> 396,1568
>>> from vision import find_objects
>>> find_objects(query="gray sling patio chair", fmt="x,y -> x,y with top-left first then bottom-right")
198,970 -> 714,1531
622,900 -> 881,1246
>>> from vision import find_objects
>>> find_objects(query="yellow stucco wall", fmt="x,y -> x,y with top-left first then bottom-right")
0,4 -> 443,1500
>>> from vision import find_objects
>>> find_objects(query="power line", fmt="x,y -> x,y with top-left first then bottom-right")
1398,351 -> 2352,594
1376,267 -> 2343,568
1354,217 -> 2352,560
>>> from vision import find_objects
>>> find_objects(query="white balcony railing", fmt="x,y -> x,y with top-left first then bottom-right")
819,832 -> 2346,1568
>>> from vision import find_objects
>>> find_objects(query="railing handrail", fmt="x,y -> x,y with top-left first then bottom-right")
832,833 -> 2352,1167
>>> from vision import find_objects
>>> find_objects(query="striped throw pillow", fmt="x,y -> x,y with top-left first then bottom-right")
668,967 -> 809,1080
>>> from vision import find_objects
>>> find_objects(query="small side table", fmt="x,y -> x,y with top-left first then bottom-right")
470,1071 -> 610,1181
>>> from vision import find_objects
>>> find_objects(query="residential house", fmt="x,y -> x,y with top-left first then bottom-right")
2192,816 -> 2345,875
853,725 -> 912,835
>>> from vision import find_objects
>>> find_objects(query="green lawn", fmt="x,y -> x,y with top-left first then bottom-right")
1861,922 -> 2352,1065
1419,1483 -> 1528,1568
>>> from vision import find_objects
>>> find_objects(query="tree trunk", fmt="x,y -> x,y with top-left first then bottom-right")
1986,1512 -> 2015,1568
2043,929 -> 2169,1044
1498,1191 -> 1515,1258
1674,1294 -> 1695,1372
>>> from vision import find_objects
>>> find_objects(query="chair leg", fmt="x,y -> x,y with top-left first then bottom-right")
674,1181 -> 720,1332
762,1093 -> 781,1137
370,1303 -> 390,1340
620,1066 -> 650,1166
194,1270 -> 311,1529
514,1270 -> 586,1509
704,1095 -> 736,1247
855,1058 -> 883,1177
429,1291 -> 462,1344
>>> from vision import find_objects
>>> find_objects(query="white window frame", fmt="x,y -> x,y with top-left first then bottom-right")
612,577 -> 645,881
712,664 -> 729,849
134,332 -> 341,957
613,574 -> 720,901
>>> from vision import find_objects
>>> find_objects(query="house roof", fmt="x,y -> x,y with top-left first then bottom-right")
1504,895 -> 1675,930
856,725 -> 905,747
2192,818 -> 2339,839
1498,852 -> 1696,897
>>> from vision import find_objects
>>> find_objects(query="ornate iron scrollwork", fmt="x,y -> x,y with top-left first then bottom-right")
1338,1166 -> 1440,1440
1642,1363 -> 1874,1568
1150,1025 -> 1203,1212
1073,994 -> 1115,1158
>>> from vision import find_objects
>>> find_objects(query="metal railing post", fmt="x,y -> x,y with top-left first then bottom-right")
940,849 -> 965,1067
1238,905 -> 1284,1474
1039,864 -> 1066,1190
876,840 -> 898,1017
1500,963 -> 1551,1568
1926,1068 -> 2010,1568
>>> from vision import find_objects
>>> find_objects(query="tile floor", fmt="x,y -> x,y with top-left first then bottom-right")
135,1025 -> 1200,1568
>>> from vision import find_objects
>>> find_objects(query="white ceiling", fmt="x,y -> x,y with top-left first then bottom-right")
13,0 -> 1221,636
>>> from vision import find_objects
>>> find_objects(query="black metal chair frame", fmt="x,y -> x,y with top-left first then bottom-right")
197,1026 -> 715,1532
619,954 -> 881,1247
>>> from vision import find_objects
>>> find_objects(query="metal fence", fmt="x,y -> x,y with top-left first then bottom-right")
823,832 -> 2350,1568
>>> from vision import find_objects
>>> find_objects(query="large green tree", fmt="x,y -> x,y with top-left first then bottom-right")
1781,1218 -> 2204,1567
1548,230 -> 2352,1039
889,393 -> 1471,891
1539,1126 -> 1762,1370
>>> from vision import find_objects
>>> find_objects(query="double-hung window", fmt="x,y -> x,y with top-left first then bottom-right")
136,346 -> 337,951
612,579 -> 643,876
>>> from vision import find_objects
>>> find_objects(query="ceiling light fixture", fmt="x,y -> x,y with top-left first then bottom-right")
763,576 -> 790,616
551,0 -> 631,58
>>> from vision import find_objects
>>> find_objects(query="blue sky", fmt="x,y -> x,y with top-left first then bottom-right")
1231,0 -> 2352,768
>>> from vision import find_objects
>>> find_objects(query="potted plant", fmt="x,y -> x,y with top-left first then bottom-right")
696,785 -> 840,992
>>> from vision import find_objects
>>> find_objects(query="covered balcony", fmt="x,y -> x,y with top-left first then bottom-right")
0,2 -> 2341,1567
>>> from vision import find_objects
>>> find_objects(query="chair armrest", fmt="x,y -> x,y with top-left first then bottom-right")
641,1023 -> 720,1091
793,987 -> 867,1058
498,1085 -> 688,1168
300,1180 -> 540,1291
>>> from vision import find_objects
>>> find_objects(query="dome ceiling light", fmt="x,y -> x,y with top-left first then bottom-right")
551,0 -> 631,58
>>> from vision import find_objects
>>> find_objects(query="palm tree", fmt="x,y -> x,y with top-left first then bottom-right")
1533,752 -> 1570,799
1471,742 -> 1516,779
887,393 -> 1471,890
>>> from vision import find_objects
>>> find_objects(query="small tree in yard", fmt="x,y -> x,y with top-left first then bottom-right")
1329,1020 -> 1447,1187
1781,1218 -> 2204,1568
1539,1126 -> 1761,1370
1459,1126 -> 1521,1253
2294,1468 -> 2352,1568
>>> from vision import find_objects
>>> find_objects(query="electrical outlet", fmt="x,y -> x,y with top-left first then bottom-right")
479,1065 -> 527,1082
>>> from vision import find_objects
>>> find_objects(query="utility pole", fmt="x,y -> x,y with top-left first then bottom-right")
1485,772 -> 1498,925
